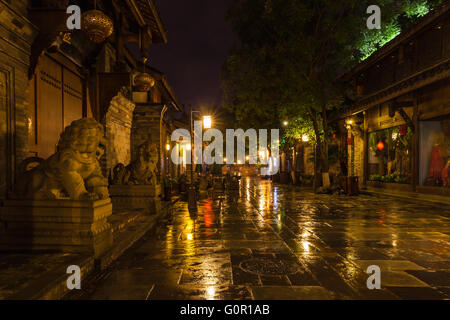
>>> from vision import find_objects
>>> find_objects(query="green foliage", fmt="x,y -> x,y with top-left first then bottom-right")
369,174 -> 383,181
358,23 -> 401,60
223,0 -> 365,127
404,0 -> 432,17
285,116 -> 321,145
222,0 -> 441,180
369,173 -> 409,184
357,0 -> 441,60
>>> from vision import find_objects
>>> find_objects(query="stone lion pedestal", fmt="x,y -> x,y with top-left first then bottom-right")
0,199 -> 113,258
1,118 -> 114,259
109,184 -> 161,214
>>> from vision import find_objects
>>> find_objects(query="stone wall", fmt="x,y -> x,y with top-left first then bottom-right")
0,0 -> 38,199
131,104 -> 166,179
131,104 -> 163,159
103,91 -> 135,177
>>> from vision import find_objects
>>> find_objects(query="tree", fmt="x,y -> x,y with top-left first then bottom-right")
222,0 -> 440,191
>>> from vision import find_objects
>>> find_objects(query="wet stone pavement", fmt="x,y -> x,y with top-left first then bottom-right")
74,178 -> 450,300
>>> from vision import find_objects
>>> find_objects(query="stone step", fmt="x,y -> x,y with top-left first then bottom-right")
3,196 -> 181,300
109,210 -> 142,234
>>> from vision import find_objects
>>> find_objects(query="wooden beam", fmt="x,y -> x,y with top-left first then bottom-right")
352,58 -> 450,114
124,0 -> 153,40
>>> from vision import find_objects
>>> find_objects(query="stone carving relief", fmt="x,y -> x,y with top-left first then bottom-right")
111,141 -> 158,186
13,118 -> 109,201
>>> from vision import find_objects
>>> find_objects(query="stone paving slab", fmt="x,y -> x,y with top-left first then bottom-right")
0,252 -> 90,299
71,178 -> 450,300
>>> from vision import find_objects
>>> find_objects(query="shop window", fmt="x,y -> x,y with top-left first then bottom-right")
419,117 -> 450,188
368,125 -> 412,183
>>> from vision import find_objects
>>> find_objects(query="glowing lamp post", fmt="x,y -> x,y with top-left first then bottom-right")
203,116 -> 212,129
188,109 -> 212,212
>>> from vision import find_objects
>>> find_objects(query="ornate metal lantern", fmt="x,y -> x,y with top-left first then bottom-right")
134,72 -> 155,92
81,9 -> 114,43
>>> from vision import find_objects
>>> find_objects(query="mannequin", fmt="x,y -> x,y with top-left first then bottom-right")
427,133 -> 444,185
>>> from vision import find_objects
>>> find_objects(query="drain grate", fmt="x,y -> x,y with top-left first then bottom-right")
239,258 -> 300,275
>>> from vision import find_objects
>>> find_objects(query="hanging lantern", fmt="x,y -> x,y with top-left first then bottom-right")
134,72 -> 155,92
399,125 -> 407,136
377,141 -> 385,150
332,133 -> 337,139
81,9 -> 114,43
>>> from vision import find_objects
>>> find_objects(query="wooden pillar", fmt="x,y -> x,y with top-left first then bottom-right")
363,111 -> 368,185
412,94 -> 420,191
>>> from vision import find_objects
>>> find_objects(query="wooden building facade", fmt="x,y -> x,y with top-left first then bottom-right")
342,3 -> 450,196
0,0 -> 182,201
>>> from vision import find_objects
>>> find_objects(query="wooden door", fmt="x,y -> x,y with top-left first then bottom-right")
63,68 -> 83,128
31,54 -> 84,159
37,56 -> 63,159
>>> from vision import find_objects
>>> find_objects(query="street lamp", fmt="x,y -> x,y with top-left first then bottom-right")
283,121 -> 288,126
203,116 -> 212,129
188,108 -> 212,213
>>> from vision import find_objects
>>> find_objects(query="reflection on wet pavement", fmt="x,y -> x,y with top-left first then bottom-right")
78,178 -> 450,300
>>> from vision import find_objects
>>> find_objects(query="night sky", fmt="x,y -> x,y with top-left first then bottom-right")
149,0 -> 236,111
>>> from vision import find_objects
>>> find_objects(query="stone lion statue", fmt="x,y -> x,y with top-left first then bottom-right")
111,141 -> 158,186
13,118 -> 109,201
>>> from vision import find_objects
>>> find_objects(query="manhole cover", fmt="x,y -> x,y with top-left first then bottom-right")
239,258 -> 300,275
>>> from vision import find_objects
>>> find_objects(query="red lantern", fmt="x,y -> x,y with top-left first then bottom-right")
347,137 -> 354,145
332,133 -> 337,139
377,141 -> 385,150
399,125 -> 407,136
